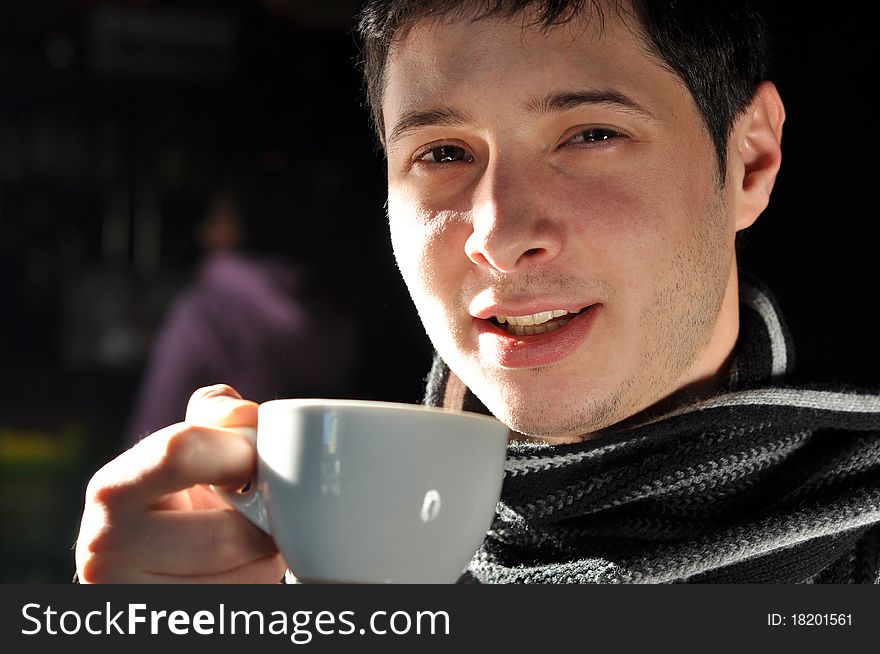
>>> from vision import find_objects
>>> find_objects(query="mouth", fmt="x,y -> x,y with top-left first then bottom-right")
473,303 -> 600,369
487,306 -> 590,336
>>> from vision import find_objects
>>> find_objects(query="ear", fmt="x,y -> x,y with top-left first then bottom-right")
729,81 -> 785,231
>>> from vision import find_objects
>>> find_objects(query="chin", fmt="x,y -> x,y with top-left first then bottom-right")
470,377 -> 629,440
493,408 -> 608,440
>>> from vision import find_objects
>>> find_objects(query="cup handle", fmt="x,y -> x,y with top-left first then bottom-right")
211,426 -> 272,536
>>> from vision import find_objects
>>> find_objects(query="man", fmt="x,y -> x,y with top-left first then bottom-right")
75,0 -> 880,583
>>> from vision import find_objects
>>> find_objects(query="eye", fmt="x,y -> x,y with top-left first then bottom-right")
417,144 -> 475,164
565,127 -> 624,146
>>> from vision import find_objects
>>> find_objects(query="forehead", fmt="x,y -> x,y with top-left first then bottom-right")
382,9 -> 693,135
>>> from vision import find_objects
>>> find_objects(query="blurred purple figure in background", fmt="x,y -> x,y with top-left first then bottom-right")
126,187 -> 357,446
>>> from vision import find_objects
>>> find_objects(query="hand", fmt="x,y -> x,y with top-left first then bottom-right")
75,384 -> 287,583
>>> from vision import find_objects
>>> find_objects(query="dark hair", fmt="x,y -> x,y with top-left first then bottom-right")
356,0 -> 771,182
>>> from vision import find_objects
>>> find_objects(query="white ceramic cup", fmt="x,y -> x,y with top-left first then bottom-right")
216,398 -> 509,583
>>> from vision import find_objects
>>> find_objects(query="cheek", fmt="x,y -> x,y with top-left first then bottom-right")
387,190 -> 467,309
388,187 -> 428,272
560,173 -> 681,276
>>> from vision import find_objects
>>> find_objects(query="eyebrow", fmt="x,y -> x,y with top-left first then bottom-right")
525,88 -> 658,121
386,106 -> 476,149
386,88 -> 657,148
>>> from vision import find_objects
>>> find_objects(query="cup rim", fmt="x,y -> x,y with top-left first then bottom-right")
258,398 -> 507,428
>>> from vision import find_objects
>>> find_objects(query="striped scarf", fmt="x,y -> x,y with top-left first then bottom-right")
424,278 -> 880,583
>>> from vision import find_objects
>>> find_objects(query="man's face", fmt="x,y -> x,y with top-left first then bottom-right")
382,8 -> 739,439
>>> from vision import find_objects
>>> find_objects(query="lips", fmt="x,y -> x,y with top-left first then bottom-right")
489,306 -> 589,336
473,303 -> 601,369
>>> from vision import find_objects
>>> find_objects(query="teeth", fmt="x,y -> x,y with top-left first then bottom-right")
495,308 -> 579,326
497,316 -> 573,337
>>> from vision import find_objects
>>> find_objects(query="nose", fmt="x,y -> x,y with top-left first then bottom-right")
464,166 -> 564,273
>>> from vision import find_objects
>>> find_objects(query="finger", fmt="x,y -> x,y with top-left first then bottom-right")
113,509 -> 279,576
146,553 -> 288,584
81,551 -> 287,584
185,384 -> 258,428
89,423 -> 256,510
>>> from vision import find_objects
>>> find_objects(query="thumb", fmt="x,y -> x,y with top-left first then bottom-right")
185,384 -> 258,428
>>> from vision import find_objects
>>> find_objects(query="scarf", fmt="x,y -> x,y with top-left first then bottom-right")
424,277 -> 880,583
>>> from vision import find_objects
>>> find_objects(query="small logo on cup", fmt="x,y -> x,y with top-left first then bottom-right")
420,489 -> 442,522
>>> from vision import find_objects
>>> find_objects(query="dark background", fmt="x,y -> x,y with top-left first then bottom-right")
0,1 -> 876,582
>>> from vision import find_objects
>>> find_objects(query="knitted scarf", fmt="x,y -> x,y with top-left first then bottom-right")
424,278 -> 880,583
